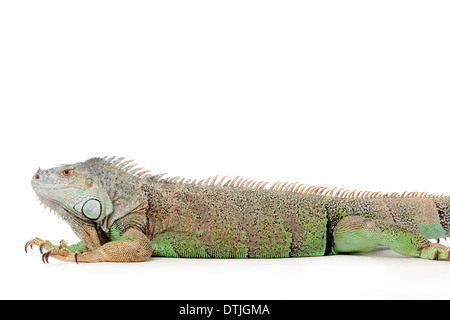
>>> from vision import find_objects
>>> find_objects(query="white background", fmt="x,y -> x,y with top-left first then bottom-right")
1,0 -> 450,299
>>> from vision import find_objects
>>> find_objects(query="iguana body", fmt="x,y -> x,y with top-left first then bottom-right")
27,156 -> 450,263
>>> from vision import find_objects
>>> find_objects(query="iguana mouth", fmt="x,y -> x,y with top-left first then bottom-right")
31,171 -> 69,189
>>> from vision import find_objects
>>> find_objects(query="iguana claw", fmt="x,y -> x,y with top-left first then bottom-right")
24,241 -> 32,253
42,251 -> 51,264
40,247 -> 78,263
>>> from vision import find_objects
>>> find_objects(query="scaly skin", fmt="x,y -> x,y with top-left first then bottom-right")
26,156 -> 450,263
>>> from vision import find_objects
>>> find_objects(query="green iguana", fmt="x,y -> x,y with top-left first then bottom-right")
26,156 -> 450,263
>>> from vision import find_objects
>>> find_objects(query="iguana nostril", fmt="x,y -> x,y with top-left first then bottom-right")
34,167 -> 42,180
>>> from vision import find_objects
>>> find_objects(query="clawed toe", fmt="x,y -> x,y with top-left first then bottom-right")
25,237 -> 44,253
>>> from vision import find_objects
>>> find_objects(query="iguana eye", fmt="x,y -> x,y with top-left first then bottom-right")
62,169 -> 72,176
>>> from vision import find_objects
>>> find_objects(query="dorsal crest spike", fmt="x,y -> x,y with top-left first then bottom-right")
124,163 -> 138,172
259,182 -> 269,190
234,177 -> 244,188
111,157 -> 125,166
217,176 -> 227,186
243,179 -> 254,188
117,159 -> 134,169
287,182 -> 297,192
136,170 -> 151,177
229,176 -> 241,188
270,182 -> 281,190
254,181 -> 264,189
210,175 -> 219,186
279,182 -> 289,191
247,181 -> 257,188
129,167 -> 144,175
240,178 -> 249,188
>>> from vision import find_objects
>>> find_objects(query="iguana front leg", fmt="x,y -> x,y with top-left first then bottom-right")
332,216 -> 450,260
75,229 -> 152,262
26,228 -> 152,263
25,238 -> 86,263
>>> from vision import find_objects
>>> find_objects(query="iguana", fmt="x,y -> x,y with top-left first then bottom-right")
26,156 -> 450,263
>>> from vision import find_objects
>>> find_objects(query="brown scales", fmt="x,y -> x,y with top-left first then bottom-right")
103,156 -> 450,200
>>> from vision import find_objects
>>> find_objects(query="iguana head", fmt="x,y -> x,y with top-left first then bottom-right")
31,157 -> 151,234
31,160 -> 113,225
